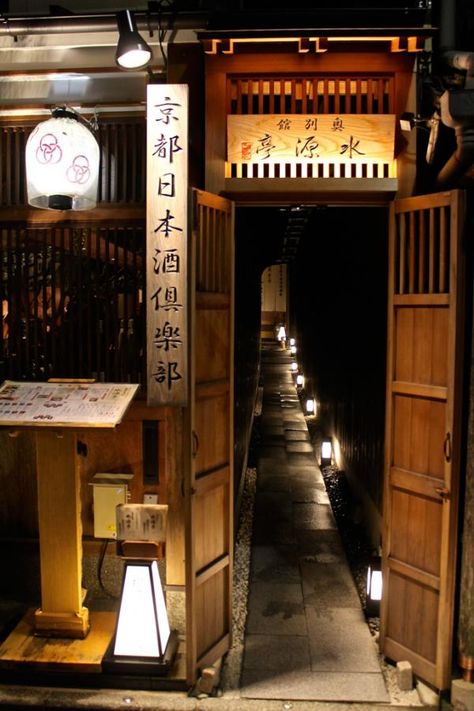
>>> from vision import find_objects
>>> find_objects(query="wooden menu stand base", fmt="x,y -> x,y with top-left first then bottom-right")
33,607 -> 90,640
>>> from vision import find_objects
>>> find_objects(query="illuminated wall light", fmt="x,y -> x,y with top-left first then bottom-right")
25,107 -> 99,210
290,362 -> 298,373
296,374 -> 305,388
305,397 -> 316,415
289,338 -> 296,347
366,556 -> 383,616
290,345 -> 297,355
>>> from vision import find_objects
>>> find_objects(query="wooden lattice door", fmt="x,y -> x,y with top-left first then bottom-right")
185,189 -> 234,684
381,190 -> 466,689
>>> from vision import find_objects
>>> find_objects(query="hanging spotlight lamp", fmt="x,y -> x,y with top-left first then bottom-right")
116,10 -> 153,70
25,107 -> 100,211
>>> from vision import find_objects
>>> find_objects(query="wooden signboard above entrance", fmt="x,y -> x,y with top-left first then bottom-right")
227,114 -> 395,164
146,84 -> 189,407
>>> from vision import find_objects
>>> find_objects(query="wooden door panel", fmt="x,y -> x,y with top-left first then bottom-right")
394,308 -> 449,385
195,308 -> 229,382
194,391 -> 229,473
390,488 -> 442,574
195,569 -> 229,659
385,571 -> 438,660
194,484 -> 228,570
392,396 -> 446,477
186,189 -> 234,684
382,190 -> 465,690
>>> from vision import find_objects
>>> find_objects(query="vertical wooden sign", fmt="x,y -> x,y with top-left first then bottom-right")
147,84 -> 188,406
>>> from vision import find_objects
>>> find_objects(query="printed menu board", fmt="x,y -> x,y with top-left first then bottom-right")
0,380 -> 140,428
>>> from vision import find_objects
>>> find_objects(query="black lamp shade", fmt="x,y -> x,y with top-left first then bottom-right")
116,10 -> 152,70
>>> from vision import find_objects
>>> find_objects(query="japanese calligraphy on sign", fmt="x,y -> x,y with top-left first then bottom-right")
227,114 -> 395,164
147,84 -> 188,406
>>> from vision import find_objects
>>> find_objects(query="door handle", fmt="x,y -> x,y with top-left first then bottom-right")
192,430 -> 199,458
444,432 -> 452,463
434,486 -> 450,501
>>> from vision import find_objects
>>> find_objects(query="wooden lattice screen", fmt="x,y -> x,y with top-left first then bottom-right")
0,223 -> 144,384
227,75 -> 394,115
0,117 -> 146,208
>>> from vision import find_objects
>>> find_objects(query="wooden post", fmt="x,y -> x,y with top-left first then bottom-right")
458,295 -> 474,681
34,429 -> 89,638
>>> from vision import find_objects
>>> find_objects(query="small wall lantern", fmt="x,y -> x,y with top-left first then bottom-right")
290,361 -> 298,372
366,556 -> 383,616
25,107 -> 100,211
320,437 -> 333,465
296,374 -> 305,389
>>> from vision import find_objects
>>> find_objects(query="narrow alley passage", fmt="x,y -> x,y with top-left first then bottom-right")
239,341 -> 389,702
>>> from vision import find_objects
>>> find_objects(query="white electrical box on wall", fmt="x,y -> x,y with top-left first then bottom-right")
90,473 -> 133,539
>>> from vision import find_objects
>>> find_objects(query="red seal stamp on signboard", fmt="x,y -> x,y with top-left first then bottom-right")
241,142 -> 252,160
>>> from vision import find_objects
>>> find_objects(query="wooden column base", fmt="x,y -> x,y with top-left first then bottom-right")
33,606 -> 90,639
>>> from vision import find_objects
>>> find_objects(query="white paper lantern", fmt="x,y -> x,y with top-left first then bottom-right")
26,108 -> 100,210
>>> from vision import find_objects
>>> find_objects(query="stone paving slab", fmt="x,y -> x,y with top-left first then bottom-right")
287,453 -> 319,466
258,446 -> 288,460
243,633 -> 311,672
252,519 -> 296,546
256,474 -> 292,493
257,460 -> 295,476
284,430 -> 310,441
254,491 -> 292,516
291,487 -> 330,504
246,582 -> 307,636
301,561 -> 361,608
240,669 -> 390,702
295,529 -> 347,558
286,442 -> 315,453
250,545 -> 300,583
306,606 -> 382,673
293,502 -> 337,530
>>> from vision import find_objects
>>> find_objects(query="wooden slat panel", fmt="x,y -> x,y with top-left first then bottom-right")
388,556 -> 441,591
390,466 -> 445,500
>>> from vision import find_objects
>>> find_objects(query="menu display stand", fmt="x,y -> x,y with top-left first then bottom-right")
0,380 -> 139,640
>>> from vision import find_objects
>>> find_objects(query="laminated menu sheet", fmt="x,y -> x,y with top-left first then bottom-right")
0,380 -> 140,428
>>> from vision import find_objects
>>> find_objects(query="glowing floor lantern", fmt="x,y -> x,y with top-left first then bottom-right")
320,437 -> 333,465
25,107 -> 100,211
289,338 -> 296,347
290,361 -> 298,373
296,374 -> 305,389
104,504 -> 178,674
290,345 -> 297,355
305,397 -> 316,415
366,556 -> 383,616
